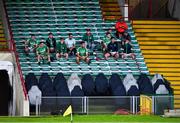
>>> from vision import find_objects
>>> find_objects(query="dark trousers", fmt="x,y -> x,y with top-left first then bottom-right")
67,47 -> 76,56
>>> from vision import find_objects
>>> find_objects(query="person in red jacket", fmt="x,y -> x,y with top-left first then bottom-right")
115,18 -> 128,39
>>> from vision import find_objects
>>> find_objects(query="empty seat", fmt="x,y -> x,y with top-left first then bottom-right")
137,74 -> 154,95
81,74 -> 96,96
25,73 -> 38,91
95,73 -> 109,95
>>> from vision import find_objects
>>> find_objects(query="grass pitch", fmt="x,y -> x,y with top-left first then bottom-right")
0,115 -> 180,123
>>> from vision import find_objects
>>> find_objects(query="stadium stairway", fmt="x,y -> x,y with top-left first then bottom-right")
99,0 -> 121,20
132,20 -> 180,109
5,0 -> 148,77
0,19 -> 7,50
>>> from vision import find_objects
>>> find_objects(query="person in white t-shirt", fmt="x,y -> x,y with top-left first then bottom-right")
65,33 -> 76,56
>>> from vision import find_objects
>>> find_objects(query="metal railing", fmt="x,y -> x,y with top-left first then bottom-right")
3,0 -> 28,100
33,95 -> 174,116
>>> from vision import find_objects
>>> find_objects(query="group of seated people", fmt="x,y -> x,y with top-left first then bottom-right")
24,19 -> 135,65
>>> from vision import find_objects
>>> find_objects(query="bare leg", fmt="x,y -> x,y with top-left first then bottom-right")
56,53 -> 60,60
85,57 -> 90,64
76,56 -> 80,64
114,53 -> 119,60
121,53 -> 125,59
65,53 -> 68,59
47,55 -> 51,62
131,53 -> 135,59
104,53 -> 110,60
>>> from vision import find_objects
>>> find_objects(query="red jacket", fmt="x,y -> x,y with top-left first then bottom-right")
115,21 -> 128,33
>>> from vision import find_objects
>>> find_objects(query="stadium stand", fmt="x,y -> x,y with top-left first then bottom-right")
133,20 -> 180,108
99,0 -> 122,20
0,19 -> 7,50
5,0 -> 148,77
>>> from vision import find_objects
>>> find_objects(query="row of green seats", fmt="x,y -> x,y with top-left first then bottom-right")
6,3 -> 99,6
6,0 -> 98,3
9,20 -> 103,24
9,16 -> 102,20
21,66 -> 140,72
7,7 -> 100,11
8,11 -> 102,15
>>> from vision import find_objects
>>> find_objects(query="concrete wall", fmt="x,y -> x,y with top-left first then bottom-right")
0,52 -> 29,116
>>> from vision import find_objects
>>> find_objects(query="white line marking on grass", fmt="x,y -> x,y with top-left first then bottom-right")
0,121 -> 179,123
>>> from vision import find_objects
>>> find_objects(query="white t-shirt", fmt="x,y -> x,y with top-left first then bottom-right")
65,38 -> 76,48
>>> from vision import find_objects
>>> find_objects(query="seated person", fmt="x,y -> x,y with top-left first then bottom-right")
107,28 -> 116,39
82,28 -> 94,50
36,41 -> 51,65
102,32 -> 111,52
25,34 -> 38,54
115,18 -> 128,39
121,39 -> 135,59
104,37 -> 119,60
46,32 -> 56,53
65,33 -> 76,56
56,38 -> 68,60
76,41 -> 90,64
122,31 -> 131,41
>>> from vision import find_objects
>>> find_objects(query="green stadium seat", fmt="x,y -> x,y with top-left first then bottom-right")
101,67 -> 109,71
91,67 -> 99,72
81,67 -> 89,71
31,67 -> 41,71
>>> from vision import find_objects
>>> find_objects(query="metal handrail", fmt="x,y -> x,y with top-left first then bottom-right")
3,0 -> 28,100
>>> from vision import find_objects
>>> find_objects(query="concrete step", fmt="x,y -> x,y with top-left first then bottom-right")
137,37 -> 180,41
142,50 -> 180,54
134,29 -> 180,32
133,25 -> 180,29
144,55 -> 180,59
132,20 -> 180,24
135,33 -> 180,37
139,41 -> 180,45
140,45 -> 180,50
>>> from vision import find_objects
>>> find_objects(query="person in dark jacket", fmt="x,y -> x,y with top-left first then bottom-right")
121,39 -> 135,59
122,31 -> 131,41
46,33 -> 56,53
104,37 -> 119,60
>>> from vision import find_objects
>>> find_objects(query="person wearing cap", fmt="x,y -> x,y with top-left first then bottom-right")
104,37 -> 119,60
115,17 -> 128,38
121,39 -> 135,59
36,41 -> 51,65
82,28 -> 94,50
25,34 -> 38,54
76,41 -> 90,64
102,32 -> 111,52
65,33 -> 76,56
46,32 -> 56,53
56,37 -> 68,60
